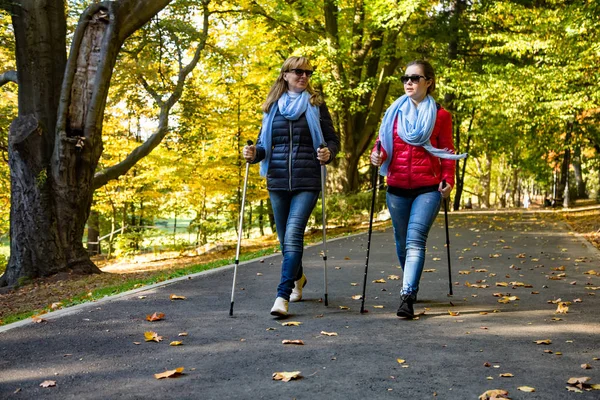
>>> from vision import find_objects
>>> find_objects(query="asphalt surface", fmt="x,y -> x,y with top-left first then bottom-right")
0,212 -> 599,399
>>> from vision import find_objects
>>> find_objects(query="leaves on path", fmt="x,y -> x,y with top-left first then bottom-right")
282,340 -> 304,345
478,389 -> 510,399
517,386 -> 535,392
154,367 -> 184,379
499,373 -> 514,377
320,331 -> 338,336
145,331 -> 163,342
352,295 -> 363,300
387,275 -> 400,280
534,339 -> 552,345
146,312 -> 165,322
169,341 -> 183,346
169,294 -> 186,300
39,380 -> 56,388
272,371 -> 302,382
372,279 -> 386,283
555,302 -> 569,313
281,321 -> 302,326
396,359 -> 405,364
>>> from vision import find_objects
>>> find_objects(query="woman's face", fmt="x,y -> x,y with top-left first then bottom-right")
403,65 -> 432,104
284,65 -> 313,93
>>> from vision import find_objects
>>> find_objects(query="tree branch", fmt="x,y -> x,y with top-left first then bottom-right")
0,70 -> 18,86
93,1 -> 210,189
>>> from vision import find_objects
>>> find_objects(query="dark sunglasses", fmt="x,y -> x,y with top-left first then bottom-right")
400,75 -> 428,84
288,68 -> 314,77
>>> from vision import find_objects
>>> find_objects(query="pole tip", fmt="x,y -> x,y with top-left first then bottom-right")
229,302 -> 234,316
324,294 -> 328,306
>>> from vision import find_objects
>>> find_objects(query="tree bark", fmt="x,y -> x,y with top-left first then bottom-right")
1,0 -> 172,287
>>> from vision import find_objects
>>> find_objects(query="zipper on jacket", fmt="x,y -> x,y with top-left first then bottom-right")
288,120 -> 293,190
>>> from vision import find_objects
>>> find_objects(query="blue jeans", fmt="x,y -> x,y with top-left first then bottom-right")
387,190 -> 442,296
269,190 -> 320,300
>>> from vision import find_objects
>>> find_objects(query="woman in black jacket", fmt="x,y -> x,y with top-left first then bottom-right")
243,56 -> 339,317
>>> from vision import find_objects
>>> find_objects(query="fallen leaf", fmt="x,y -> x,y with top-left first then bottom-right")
423,269 -> 436,272
373,305 -> 384,309
448,310 -> 460,316
581,364 -> 592,369
320,331 -> 338,336
388,275 -> 401,280
50,302 -> 63,310
178,332 -> 188,336
144,331 -> 163,342
272,371 -> 302,382
31,316 -> 47,323
352,294 -> 363,300
459,270 -> 471,275
339,306 -> 350,310
478,389 -> 510,399
281,321 -> 302,326
350,282 -> 358,286
517,386 -> 535,392
256,273 -> 263,276
39,380 -> 56,388
372,279 -> 386,283
397,359 -> 406,364
499,373 -> 514,377
496,282 -> 509,287
567,376 -> 590,385
133,342 -> 141,345
282,340 -> 304,345
534,339 -> 552,345
138,295 -> 146,299
169,294 -> 186,300
169,341 -> 183,346
556,302 -> 569,314
154,367 -> 184,379
146,312 -> 165,322
475,269 -> 488,273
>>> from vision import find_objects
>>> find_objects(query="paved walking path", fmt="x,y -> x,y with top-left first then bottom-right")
1,213 -> 599,399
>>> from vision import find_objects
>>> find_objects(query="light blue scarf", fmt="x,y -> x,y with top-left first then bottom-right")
378,94 -> 467,176
258,91 -> 325,177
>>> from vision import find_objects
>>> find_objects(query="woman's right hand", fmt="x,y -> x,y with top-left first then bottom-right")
243,145 -> 256,162
370,151 -> 383,166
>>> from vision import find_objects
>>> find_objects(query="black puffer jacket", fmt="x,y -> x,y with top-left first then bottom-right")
253,103 -> 339,191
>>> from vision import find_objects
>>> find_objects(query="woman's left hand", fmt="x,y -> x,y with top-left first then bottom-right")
317,147 -> 331,164
439,181 -> 452,199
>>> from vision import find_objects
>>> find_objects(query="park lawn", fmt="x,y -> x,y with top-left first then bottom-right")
0,210 -> 597,327
0,224 -> 371,326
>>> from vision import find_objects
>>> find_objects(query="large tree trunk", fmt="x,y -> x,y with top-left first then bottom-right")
1,0 -> 172,287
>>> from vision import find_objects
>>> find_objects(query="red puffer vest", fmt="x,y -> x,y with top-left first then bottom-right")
374,107 -> 456,189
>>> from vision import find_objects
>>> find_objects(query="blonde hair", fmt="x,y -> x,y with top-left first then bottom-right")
262,56 -> 322,113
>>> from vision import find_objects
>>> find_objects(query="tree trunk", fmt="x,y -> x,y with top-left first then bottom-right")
87,209 -> 100,255
1,0 -> 172,287
572,146 -> 587,199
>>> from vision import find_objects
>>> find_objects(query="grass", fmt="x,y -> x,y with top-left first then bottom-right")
0,246 -> 279,326
2,206 -> 599,328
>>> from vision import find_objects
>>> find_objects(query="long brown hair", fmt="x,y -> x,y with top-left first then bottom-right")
262,56 -> 322,113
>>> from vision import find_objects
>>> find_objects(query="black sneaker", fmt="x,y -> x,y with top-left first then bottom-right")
396,294 -> 417,319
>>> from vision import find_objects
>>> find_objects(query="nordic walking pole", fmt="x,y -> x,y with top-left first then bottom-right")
230,140 -> 253,316
319,143 -> 329,306
360,141 -> 381,314
442,179 -> 453,296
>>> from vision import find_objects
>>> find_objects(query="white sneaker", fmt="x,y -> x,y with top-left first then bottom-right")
289,275 -> 307,302
270,297 -> 288,317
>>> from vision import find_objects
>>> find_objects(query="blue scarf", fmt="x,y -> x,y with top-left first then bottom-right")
378,94 -> 467,176
258,91 -> 325,177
